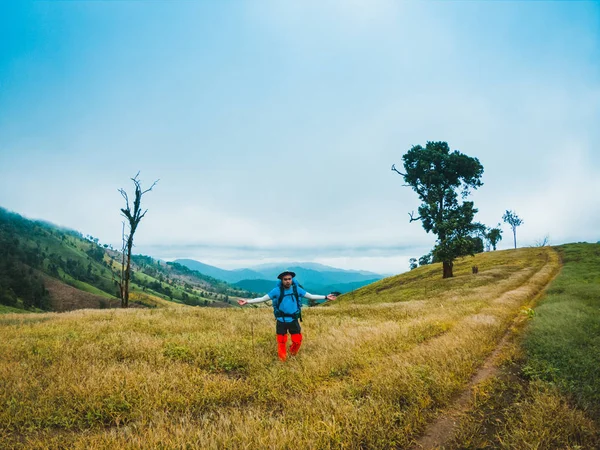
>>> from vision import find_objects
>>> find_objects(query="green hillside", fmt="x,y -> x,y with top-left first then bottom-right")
2,245 -> 597,448
0,207 -> 252,312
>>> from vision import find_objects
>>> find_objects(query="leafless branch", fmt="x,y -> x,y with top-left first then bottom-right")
391,164 -> 407,176
142,179 -> 159,195
408,211 -> 421,222
118,189 -> 130,209
131,172 -> 159,195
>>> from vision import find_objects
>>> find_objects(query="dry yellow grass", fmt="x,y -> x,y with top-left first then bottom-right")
129,291 -> 182,309
0,248 -> 560,449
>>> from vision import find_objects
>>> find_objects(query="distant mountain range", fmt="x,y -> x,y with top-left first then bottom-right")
173,259 -> 264,284
173,259 -> 386,295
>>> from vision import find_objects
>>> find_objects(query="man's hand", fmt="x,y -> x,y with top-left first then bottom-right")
237,299 -> 248,306
325,294 -> 337,301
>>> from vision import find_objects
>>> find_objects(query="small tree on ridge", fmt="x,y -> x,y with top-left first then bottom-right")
502,210 -> 523,249
485,225 -> 503,251
409,258 -> 418,270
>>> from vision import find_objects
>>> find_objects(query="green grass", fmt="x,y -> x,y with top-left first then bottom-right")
523,243 -> 600,417
0,304 -> 31,314
62,275 -> 117,299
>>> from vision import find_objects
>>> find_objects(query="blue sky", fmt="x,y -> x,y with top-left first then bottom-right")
1,1 -> 599,273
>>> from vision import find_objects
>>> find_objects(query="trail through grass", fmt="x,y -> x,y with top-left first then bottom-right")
447,243 -> 600,449
0,248 -> 560,449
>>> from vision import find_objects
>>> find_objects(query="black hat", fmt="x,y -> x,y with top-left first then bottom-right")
277,270 -> 296,280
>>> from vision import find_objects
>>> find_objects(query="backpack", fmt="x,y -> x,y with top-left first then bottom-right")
273,279 -> 303,322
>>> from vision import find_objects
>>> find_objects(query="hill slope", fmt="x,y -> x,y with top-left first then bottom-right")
3,246 -> 596,449
0,207 -> 250,312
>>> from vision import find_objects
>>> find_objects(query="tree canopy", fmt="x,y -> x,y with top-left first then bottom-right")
393,141 -> 484,278
486,226 -> 503,251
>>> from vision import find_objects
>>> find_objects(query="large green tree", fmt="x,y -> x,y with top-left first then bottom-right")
392,141 -> 484,278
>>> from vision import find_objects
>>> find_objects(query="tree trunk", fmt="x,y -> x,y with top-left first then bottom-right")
122,237 -> 133,308
513,228 -> 517,249
122,255 -> 130,308
443,260 -> 453,278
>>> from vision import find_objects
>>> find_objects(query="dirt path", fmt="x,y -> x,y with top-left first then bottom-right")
413,250 -> 561,450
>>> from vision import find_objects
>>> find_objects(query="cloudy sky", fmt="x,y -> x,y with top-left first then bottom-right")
1,1 -> 598,274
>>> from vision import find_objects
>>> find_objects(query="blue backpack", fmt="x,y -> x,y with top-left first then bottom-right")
273,279 -> 303,322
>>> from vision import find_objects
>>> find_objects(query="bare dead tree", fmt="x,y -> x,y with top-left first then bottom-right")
118,172 -> 159,308
534,235 -> 550,247
120,221 -> 126,300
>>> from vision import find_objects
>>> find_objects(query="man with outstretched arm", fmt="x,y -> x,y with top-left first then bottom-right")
237,270 -> 337,361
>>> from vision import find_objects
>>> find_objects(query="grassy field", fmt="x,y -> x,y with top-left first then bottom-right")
1,246 -> 590,449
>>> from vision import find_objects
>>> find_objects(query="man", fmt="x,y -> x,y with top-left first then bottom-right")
237,270 -> 336,361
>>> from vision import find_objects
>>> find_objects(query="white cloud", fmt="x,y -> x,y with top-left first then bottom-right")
506,144 -> 600,246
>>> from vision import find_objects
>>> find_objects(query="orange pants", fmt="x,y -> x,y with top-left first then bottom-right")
276,333 -> 302,361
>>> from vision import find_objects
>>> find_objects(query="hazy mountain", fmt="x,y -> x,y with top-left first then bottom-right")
250,261 -> 383,277
233,279 -> 275,295
175,259 -> 385,286
251,265 -> 383,286
234,277 -> 384,296
173,259 -> 387,295
173,259 -> 264,284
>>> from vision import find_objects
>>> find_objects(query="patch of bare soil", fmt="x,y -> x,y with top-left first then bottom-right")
43,275 -> 121,312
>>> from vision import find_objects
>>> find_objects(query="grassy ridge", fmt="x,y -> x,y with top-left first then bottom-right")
0,248 -> 560,448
